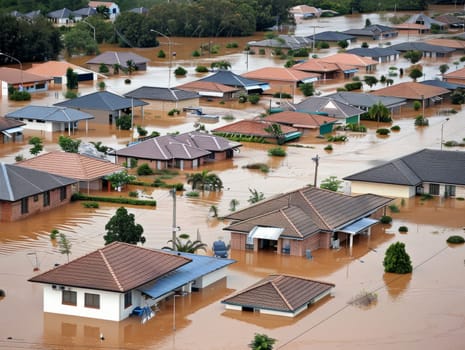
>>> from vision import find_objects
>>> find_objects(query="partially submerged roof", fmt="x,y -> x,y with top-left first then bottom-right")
248,35 -> 312,50
198,70 -> 270,91
293,59 -> 356,74
54,91 -> 148,111
124,86 -> 199,101
139,251 -> 235,299
6,106 -> 94,122
222,274 -> 334,314
0,117 -> 25,132
318,53 -> 378,68
86,51 -> 149,68
242,67 -> 320,83
343,24 -> 397,37
424,38 -> 465,50
0,67 -> 52,85
307,31 -> 355,42
388,42 -> 455,54
212,120 -> 301,141
0,163 -> 76,201
371,82 -> 450,100
421,79 -> 465,90
17,151 -> 124,181
404,13 -> 447,28
346,47 -> 400,59
263,111 -> 337,128
294,96 -> 365,119
29,242 -> 192,293
176,81 -> 240,96
444,67 -> 465,80
325,91 -> 406,109
223,187 -> 392,238
27,60 -> 98,78
344,149 -> 465,186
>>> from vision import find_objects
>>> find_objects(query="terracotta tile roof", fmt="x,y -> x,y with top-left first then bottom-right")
425,38 -> 465,49
242,67 -> 320,83
176,81 -> 239,93
26,60 -> 95,77
222,274 -> 334,313
0,116 -> 24,132
224,187 -> 392,238
293,59 -> 352,73
263,111 -> 337,129
0,67 -> 52,84
371,82 -> 450,100
29,242 -> 192,292
17,151 -> 124,181
213,120 -> 298,137
444,67 -> 465,79
319,53 -> 378,67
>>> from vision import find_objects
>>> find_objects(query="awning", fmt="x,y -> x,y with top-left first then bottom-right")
1,131 -> 11,138
338,217 -> 378,235
247,226 -> 283,245
245,83 -> 270,91
343,69 -> 358,74
301,77 -> 319,83
198,91 -> 224,97
5,126 -> 23,134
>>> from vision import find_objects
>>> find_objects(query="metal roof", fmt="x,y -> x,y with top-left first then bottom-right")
338,217 -> 378,235
307,31 -> 355,42
294,96 -> 364,119
54,91 -> 148,112
388,42 -> 455,54
139,251 -> 235,299
325,91 -> 406,109
6,105 -> 94,122
199,70 -> 270,91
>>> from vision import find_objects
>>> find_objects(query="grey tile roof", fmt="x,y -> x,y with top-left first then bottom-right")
29,242 -> 192,292
222,274 -> 334,313
124,86 -> 199,101
47,8 -> 73,18
294,96 -> 365,119
6,106 -> 94,122
73,7 -> 97,16
346,47 -> 400,59
388,42 -> 455,54
249,35 -> 312,50
174,131 -> 241,152
224,187 -> 392,238
325,91 -> 406,110
307,31 -> 355,42
198,70 -> 267,89
344,149 -> 465,186
421,79 -> 465,90
86,51 -> 150,67
343,24 -> 397,37
0,163 -> 77,201
54,91 -> 148,111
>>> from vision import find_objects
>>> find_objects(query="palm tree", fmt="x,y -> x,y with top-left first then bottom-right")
163,233 -> 207,253
368,101 -> 391,126
249,333 -> 276,350
264,123 -> 285,145
126,60 -> 137,75
248,188 -> 265,204
186,170 -> 223,191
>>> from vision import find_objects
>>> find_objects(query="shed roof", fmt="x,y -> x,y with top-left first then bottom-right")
54,91 -> 148,111
29,242 -> 192,292
222,274 -> 334,314
27,60 -> 97,77
6,106 -> 94,122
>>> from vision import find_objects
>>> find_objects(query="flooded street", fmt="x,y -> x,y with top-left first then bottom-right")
2,5 -> 465,349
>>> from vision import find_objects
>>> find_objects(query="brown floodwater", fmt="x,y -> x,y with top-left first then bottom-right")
2,5 -> 465,349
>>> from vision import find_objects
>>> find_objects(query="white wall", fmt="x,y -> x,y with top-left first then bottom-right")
193,269 -> 227,289
43,285 -> 141,321
349,181 -> 414,198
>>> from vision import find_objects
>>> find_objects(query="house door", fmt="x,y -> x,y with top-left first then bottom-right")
445,185 -> 456,197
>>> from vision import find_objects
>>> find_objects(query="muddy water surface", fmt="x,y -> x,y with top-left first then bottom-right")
1,6 -> 465,350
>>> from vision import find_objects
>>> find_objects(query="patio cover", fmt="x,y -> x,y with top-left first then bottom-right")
247,226 -> 284,245
338,217 -> 378,235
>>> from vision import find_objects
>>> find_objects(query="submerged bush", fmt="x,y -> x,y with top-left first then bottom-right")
398,226 -> 408,233
380,215 -> 392,224
383,242 -> 412,274
268,147 -> 286,156
446,235 -> 465,244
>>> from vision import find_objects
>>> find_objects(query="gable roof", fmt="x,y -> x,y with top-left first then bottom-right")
388,42 -> 455,54
421,79 -> 465,90
344,149 -> 465,186
174,131 -> 241,152
86,51 -> 149,67
293,96 -> 365,119
124,86 -> 199,101
17,151 -> 123,181
0,163 -> 77,201
263,111 -> 337,128
325,91 -> 406,109
73,7 -> 97,16
140,251 -> 235,299
343,24 -> 396,36
54,91 -> 148,111
293,58 -> 356,74
198,70 -> 270,91
222,274 -> 334,313
29,242 -> 192,292
6,106 -> 94,123
371,82 -> 450,100
0,67 -> 52,85
318,53 -> 378,68
242,67 -> 320,83
434,14 -> 463,25
212,120 -> 300,139
308,31 -> 355,42
223,187 -> 392,238
424,38 -> 465,50
405,13 -> 447,28
0,117 -> 25,132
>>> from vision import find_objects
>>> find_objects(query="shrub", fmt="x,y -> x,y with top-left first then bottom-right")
398,226 -> 408,233
172,183 -> 185,191
124,78 -> 131,84
174,66 -> 187,76
390,125 -> 401,131
238,95 -> 247,103
99,63 -> 109,73
137,163 -> 154,176
128,191 -> 138,198
158,50 -> 166,58
71,193 -> 156,206
344,81 -> 363,91
413,100 -> 421,111
115,114 -> 132,130
243,163 -> 270,173
346,124 -> 367,132
318,41 -> 330,49
414,116 -> 429,126
98,81 -> 106,90
222,114 -> 235,121
64,90 -> 78,99
349,290 -> 377,307
268,147 -> 286,156
168,109 -> 180,116
327,135 -> 347,142
272,92 -> 292,99
324,144 -> 333,151
50,229 -> 59,240
137,126 -> 148,136
226,42 -> 238,48
192,50 -> 200,57
380,215 -> 392,224
383,242 -> 412,274
186,191 -> 200,197
195,65 -> 209,73
389,204 -> 400,213
247,94 -> 260,104
446,235 -> 465,244
82,201 -> 99,208
420,193 -> 433,201
259,48 -> 266,55
15,154 -> 24,162
376,128 -> 390,135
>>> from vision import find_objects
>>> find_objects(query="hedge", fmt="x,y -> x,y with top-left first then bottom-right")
71,193 -> 156,206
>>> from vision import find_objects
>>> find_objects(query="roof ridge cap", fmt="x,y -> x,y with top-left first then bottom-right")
280,207 -> 303,238
300,189 -> 331,229
270,278 -> 293,310
99,248 -> 124,291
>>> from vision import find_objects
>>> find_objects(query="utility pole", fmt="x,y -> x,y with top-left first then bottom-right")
312,154 -> 320,187
171,188 -> 177,250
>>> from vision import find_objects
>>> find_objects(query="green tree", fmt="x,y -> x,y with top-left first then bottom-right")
104,207 -> 145,245
209,205 -> 219,217
63,28 -> 98,56
115,114 -> 132,130
439,64 -> 449,77
337,40 -> 349,49
264,123 -> 284,144
409,68 -> 423,82
248,188 -> 265,204
29,137 -> 43,156
364,75 -> 378,88
186,170 -> 223,191
107,171 -> 136,190
163,233 -> 207,253
320,176 -> 343,192
229,199 -> 240,211
368,101 -> 391,123
66,68 -> 78,90
125,60 -> 137,75
365,18 -> 372,27
211,60 -> 232,70
383,242 -> 413,274
96,5 -> 110,19
404,50 -> 422,64
299,82 -> 314,97
58,233 -> 72,262
249,333 -> 276,350
58,135 -> 81,153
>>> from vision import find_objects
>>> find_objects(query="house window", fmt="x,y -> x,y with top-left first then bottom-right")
21,198 -> 28,214
43,191 -> 50,207
445,185 -> 456,197
33,195 -> 38,202
84,293 -> 100,309
124,291 -> 132,309
429,184 -> 440,196
62,290 -> 77,306
60,186 -> 67,201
